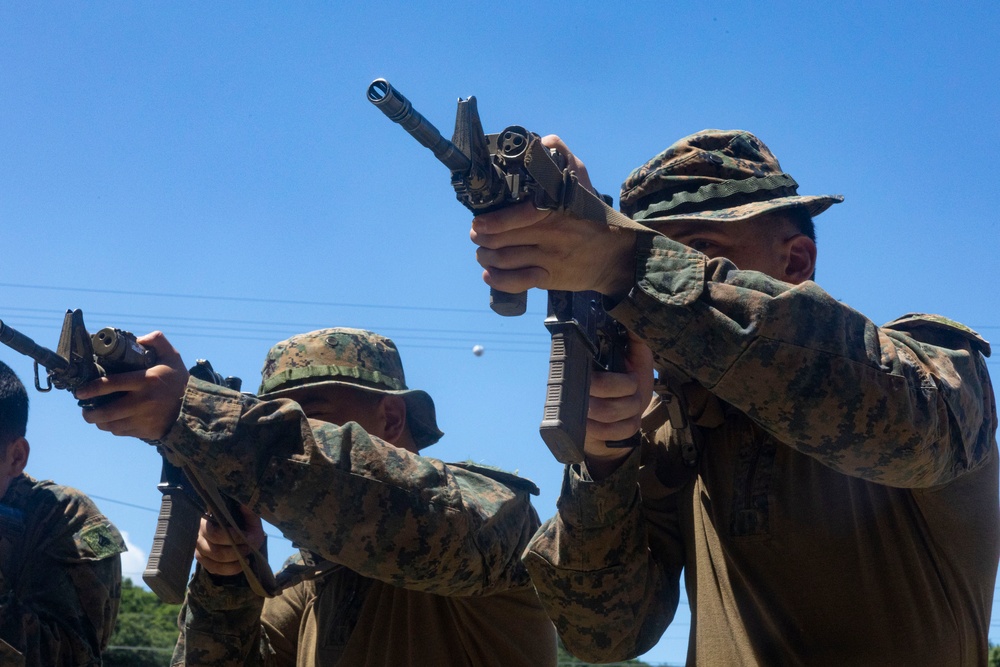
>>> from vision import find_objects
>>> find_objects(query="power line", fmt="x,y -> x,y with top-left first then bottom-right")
90,494 -> 159,513
1,283 -> 994,337
91,494 -> 290,542
0,305 -> 544,338
0,303 -> 552,354
2,285 -> 996,360
0,281 -> 517,315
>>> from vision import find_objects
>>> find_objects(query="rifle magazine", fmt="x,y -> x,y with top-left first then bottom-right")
143,490 -> 201,604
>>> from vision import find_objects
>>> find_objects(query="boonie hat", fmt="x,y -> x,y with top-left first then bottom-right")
620,129 -> 843,224
258,328 -> 444,449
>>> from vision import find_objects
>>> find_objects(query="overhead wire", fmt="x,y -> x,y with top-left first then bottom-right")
0,281 -> 494,314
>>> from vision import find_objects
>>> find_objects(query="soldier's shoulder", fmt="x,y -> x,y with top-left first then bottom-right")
883,313 -> 991,357
28,477 -> 103,515
447,461 -> 540,495
20,476 -> 126,561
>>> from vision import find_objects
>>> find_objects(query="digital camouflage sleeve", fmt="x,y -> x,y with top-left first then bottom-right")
524,234 -> 998,664
171,567 -> 272,666
159,388 -> 539,595
0,475 -> 125,667
157,387 -> 549,665
618,234 -> 993,485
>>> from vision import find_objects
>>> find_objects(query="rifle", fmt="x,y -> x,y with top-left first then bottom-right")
368,79 -> 639,464
144,359 -> 244,604
0,310 -> 262,603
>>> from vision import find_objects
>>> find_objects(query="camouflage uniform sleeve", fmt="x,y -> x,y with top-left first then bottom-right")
610,234 -> 996,487
522,448 -> 683,662
171,567 -> 277,667
0,478 -> 124,667
160,382 -> 540,596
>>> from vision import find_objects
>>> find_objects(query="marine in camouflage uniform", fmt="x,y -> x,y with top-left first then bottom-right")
0,360 -> 125,667
151,329 -> 555,666
472,130 -> 999,665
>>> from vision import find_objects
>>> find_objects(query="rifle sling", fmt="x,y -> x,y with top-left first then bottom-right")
180,463 -> 279,598
524,140 -> 657,234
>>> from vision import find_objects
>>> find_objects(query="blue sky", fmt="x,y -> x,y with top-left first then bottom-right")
1,3 -> 998,664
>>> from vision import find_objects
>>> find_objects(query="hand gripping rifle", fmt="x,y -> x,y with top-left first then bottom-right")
368,79 -> 648,463
0,309 -> 275,603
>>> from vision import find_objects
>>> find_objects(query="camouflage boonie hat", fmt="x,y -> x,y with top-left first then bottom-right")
620,129 -> 843,224
258,328 -> 444,449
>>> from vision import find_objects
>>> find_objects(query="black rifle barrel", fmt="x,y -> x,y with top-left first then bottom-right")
367,78 -> 472,173
0,320 -> 69,371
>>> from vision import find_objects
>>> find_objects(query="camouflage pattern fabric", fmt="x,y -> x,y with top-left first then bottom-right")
160,385 -> 556,666
618,129 -> 843,223
257,327 -> 444,449
523,234 -> 999,666
0,474 -> 125,667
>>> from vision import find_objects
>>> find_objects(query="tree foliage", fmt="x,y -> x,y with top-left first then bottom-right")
104,579 -> 182,667
556,640 -> 657,666
102,580 -> 675,667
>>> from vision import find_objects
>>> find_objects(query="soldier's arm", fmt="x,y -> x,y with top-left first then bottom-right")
611,234 -> 995,487
523,448 -> 685,662
155,378 -> 540,597
0,487 -> 124,666
172,567 -> 279,667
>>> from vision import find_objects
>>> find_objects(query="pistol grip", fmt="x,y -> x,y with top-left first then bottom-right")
489,289 -> 527,317
539,327 -> 592,464
604,325 -> 641,450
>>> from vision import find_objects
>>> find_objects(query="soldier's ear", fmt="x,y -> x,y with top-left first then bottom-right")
380,395 -> 408,444
6,437 -> 29,476
781,234 -> 817,284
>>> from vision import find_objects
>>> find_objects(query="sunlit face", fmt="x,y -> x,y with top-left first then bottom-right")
653,214 -> 804,282
280,385 -> 388,439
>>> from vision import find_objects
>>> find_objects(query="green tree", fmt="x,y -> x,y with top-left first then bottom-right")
102,581 -> 681,666
989,642 -> 1000,667
104,579 -> 183,667
556,640 -> 657,666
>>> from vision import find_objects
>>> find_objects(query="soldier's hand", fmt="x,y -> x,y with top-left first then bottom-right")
195,506 -> 266,577
584,333 -> 654,480
76,331 -> 190,441
470,135 -> 636,299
